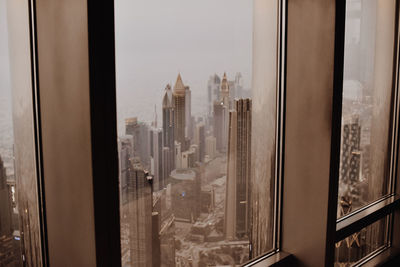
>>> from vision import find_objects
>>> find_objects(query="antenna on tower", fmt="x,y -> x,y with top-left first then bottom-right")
153,104 -> 158,128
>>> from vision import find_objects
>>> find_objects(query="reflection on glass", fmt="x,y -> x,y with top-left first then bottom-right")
338,0 -> 396,218
335,217 -> 388,266
115,0 -> 277,265
0,0 -> 22,265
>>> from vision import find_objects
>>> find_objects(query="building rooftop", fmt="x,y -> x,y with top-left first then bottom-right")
170,169 -> 196,181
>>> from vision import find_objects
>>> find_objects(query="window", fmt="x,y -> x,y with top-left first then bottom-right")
115,0 -> 280,265
338,0 -> 397,217
0,0 -> 44,265
335,217 -> 389,266
3,0 -> 400,266
0,8 -> 21,263
333,0 -> 399,266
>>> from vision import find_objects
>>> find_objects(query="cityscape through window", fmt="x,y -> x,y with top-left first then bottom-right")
2,0 -> 400,266
115,0 -> 277,265
335,0 -> 396,265
338,0 -> 396,217
0,0 -> 33,265
335,217 -> 388,267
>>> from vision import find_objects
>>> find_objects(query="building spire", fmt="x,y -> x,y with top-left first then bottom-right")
173,73 -> 185,96
162,84 -> 174,108
220,72 -> 229,98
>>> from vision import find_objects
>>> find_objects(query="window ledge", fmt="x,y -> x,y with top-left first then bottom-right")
336,194 -> 400,242
243,251 -> 295,267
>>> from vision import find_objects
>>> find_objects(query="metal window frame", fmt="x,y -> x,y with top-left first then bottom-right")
20,0 -> 122,265
327,0 -> 400,266
10,0 -> 400,266
87,0 -> 122,266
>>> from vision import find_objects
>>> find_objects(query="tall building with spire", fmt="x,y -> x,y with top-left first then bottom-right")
220,72 -> 230,102
225,99 -> 252,240
173,74 -> 186,150
162,84 -> 175,176
213,73 -> 230,152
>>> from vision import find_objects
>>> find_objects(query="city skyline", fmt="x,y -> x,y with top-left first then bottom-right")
114,0 -> 253,132
0,0 -> 385,266
118,72 -> 255,266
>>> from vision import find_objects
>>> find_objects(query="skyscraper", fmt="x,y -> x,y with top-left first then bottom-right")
185,85 -> 193,140
128,159 -> 153,267
150,128 -> 164,191
207,74 -> 221,117
229,72 -> 245,99
162,84 -> 175,176
118,136 -> 134,204
205,136 -> 217,160
225,99 -> 252,240
125,117 -> 151,168
173,74 -> 186,150
194,122 -> 205,163
0,156 -> 21,266
213,73 -> 230,152
126,117 -> 140,139
339,115 -> 362,206
0,155 -> 12,236
220,72 -> 230,103
174,141 -> 182,169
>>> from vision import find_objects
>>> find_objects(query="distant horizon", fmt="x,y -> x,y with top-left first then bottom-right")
115,0 -> 253,133
0,0 -> 253,159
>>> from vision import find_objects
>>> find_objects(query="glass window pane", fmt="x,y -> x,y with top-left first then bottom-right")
338,0 -> 396,218
2,0 -> 44,265
335,217 -> 388,266
115,0 -> 278,265
1,0 -> 40,265
0,2 -> 21,266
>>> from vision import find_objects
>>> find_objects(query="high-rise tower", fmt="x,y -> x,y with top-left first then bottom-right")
118,136 -> 134,204
162,84 -> 175,176
207,74 -> 221,117
225,99 -> 252,240
194,122 -> 205,163
0,156 -> 12,236
125,117 -> 150,168
213,73 -> 230,152
128,159 -> 153,267
173,74 -> 186,150
220,72 -> 230,102
185,85 -> 193,140
150,128 -> 164,191
339,115 -> 362,206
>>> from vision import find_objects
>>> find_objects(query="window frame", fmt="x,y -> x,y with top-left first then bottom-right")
8,0 -> 400,266
327,0 -> 400,265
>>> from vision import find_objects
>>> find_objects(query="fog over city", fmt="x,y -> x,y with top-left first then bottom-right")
0,0 -> 14,174
115,0 -> 253,132
1,0 -> 388,266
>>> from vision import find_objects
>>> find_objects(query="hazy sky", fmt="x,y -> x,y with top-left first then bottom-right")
115,0 -> 253,124
0,0 -> 253,131
0,0 -> 11,99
